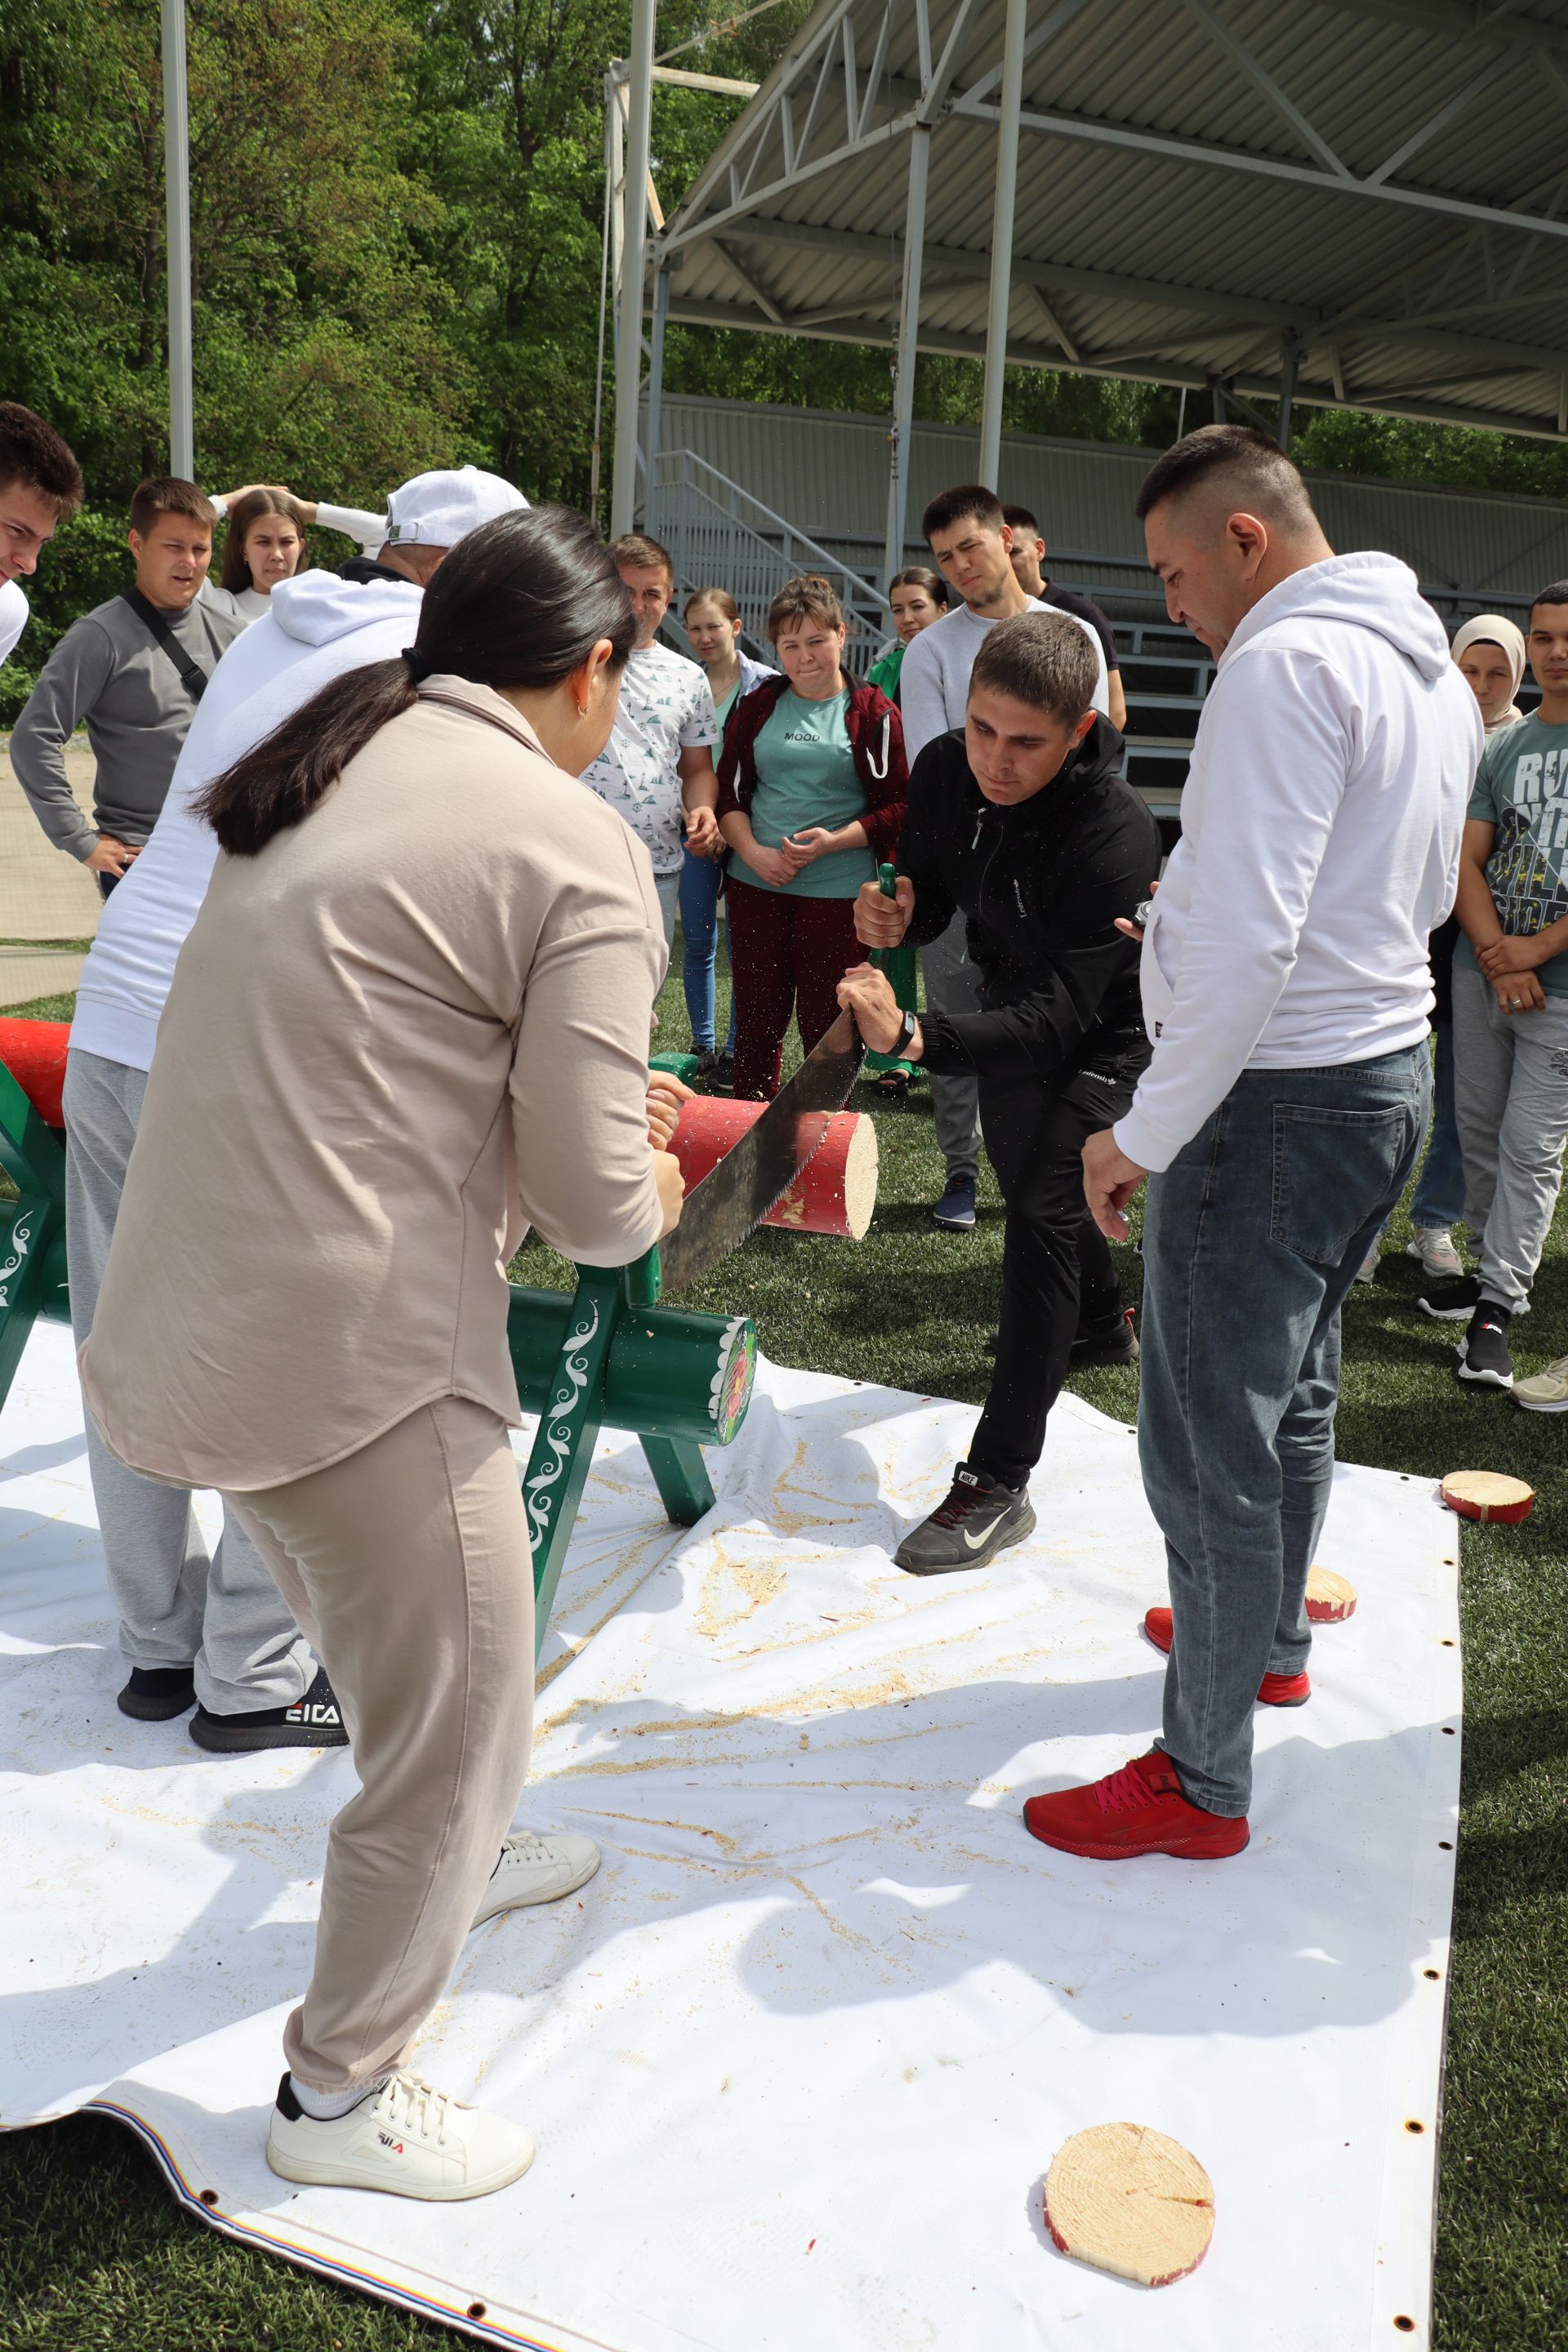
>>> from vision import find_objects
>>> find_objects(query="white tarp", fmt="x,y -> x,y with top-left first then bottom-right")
1,1319 -> 1460,2350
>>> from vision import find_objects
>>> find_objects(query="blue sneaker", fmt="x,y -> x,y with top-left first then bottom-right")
932,1171 -> 977,1231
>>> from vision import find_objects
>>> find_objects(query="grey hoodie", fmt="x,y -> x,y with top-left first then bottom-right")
10,581 -> 246,857
71,567 -> 424,1072
1116,552 -> 1485,1174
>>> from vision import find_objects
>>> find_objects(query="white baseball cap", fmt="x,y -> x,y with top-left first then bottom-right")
384,465 -> 528,550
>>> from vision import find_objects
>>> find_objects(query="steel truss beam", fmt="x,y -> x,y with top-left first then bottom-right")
659,293 -> 1568,443
681,216 -> 1568,380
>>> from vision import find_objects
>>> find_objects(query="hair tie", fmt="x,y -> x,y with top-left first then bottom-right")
402,645 -> 434,683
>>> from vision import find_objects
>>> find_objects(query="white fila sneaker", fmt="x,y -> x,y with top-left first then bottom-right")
266,2069 -> 535,2200
470,1829 -> 601,1928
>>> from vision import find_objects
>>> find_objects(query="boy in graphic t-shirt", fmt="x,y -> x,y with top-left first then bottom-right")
1433,581 -> 1568,1391
579,532 -> 720,947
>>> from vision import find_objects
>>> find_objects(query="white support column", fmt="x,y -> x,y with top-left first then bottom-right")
161,0 -> 194,479
612,0 -> 657,537
978,0 -> 1026,488
645,264 -> 670,537
1276,334 -> 1300,446
884,122 -> 931,581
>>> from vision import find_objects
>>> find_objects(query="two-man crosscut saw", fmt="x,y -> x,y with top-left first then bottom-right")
654,863 -> 898,1298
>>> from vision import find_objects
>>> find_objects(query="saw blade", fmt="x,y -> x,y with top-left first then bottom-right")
655,1007 -> 865,1296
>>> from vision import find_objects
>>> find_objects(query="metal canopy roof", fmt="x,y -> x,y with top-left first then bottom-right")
656,0 -> 1568,461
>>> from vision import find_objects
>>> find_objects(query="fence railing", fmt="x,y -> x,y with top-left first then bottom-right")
644,450 -> 893,676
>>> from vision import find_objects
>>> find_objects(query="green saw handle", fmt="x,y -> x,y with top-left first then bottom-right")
869,861 -> 898,970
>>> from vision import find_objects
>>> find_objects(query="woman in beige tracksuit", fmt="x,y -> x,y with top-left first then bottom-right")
81,506 -> 684,2202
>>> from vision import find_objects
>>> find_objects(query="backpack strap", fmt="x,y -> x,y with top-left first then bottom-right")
118,586 -> 212,705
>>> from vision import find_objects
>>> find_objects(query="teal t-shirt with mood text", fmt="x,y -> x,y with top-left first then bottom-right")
728,688 -> 875,899
1454,713 -> 1568,996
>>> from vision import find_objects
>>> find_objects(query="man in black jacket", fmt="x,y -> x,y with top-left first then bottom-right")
840,611 -> 1158,1574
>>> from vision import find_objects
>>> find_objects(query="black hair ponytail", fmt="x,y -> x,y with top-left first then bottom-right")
196,504 -> 635,856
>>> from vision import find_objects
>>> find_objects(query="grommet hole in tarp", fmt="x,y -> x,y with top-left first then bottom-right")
466,2304 -> 487,2322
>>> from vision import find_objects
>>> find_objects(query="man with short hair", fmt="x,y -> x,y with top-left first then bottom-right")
0,403 -> 85,669
65,466 -> 530,1754
901,484 -> 1110,1232
1430,581 -> 1568,1388
580,532 -> 721,944
1004,502 -> 1127,731
11,478 -> 246,891
841,610 -> 1155,1573
1036,425 -> 1478,1864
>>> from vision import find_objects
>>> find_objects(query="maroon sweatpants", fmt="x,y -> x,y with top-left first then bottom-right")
727,879 -> 862,1101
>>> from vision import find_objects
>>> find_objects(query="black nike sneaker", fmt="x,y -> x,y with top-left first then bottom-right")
893,1463 -> 1036,1575
1070,1306 -> 1139,1369
189,1666 -> 349,1753
1419,1274 -> 1481,1322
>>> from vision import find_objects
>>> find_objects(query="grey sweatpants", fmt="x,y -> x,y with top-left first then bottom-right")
920,913 -> 984,1185
64,1047 -> 314,1713
1451,966 -> 1568,1312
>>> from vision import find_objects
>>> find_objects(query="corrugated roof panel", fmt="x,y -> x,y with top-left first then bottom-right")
657,0 -> 1568,440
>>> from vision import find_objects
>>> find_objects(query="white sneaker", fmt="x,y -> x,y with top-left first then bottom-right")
267,2069 -> 534,2200
470,1828 -> 601,1928
1405,1227 -> 1463,1280
1355,1244 -> 1380,1283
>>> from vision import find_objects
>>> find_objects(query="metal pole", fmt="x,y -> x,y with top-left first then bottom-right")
1276,336 -> 1299,448
590,78 -> 617,526
161,0 -> 194,479
645,265 -> 670,538
1210,373 -> 1227,424
884,124 -> 931,581
612,0 -> 657,537
978,0 -> 1026,489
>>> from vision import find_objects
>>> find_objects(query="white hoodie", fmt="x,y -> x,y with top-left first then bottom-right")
1115,552 -> 1483,1175
70,567 -> 423,1071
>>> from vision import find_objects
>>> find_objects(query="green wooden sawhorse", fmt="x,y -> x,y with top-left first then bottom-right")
0,1023 -> 757,1661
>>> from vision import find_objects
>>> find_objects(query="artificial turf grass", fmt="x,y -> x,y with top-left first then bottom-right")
1,959 -> 1564,2351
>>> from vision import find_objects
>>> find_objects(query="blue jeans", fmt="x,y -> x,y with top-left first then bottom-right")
1138,1045 -> 1430,1816
678,847 -> 737,1055
1410,1022 -> 1464,1229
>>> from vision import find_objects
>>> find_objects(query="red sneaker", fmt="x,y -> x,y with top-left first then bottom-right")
1142,1606 -> 1310,1708
1022,1750 -> 1249,1860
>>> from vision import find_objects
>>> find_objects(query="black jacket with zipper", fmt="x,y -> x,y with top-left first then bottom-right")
902,717 -> 1160,1089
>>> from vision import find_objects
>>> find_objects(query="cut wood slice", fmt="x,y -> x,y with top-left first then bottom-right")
1440,1470 -> 1535,1525
1042,2123 -> 1214,2288
1305,1565 -> 1358,1624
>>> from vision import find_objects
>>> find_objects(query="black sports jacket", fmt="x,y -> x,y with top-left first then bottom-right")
901,717 -> 1160,1087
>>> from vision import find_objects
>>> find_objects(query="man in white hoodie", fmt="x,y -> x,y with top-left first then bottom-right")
1024,425 -> 1481,1864
65,466 -> 526,1753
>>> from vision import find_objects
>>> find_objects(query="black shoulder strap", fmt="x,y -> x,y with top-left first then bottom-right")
118,586 -> 211,704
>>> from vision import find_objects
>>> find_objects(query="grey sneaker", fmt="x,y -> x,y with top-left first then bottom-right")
893,1463 -> 1036,1575
1406,1226 -> 1463,1280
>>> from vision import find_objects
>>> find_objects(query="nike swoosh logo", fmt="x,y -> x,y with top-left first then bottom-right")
961,1521 -> 996,1550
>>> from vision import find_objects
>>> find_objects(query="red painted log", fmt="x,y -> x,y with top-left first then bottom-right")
0,1018 -> 70,1129
670,1096 -> 878,1240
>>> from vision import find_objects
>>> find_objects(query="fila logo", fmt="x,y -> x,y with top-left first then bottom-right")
287,1703 -> 339,1725
378,2132 -> 404,2153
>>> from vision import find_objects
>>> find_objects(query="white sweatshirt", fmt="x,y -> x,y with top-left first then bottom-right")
1115,552 -> 1483,1174
70,566 -> 423,1071
898,595 -> 1109,762
0,578 -> 27,666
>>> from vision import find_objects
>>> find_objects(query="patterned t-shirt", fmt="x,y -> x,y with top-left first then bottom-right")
1456,712 -> 1568,997
580,643 -> 719,875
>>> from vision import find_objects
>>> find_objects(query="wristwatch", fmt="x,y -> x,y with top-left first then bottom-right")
896,1009 -> 920,1054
